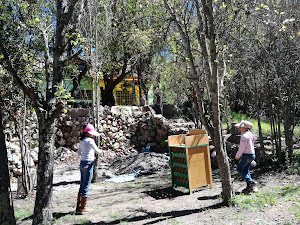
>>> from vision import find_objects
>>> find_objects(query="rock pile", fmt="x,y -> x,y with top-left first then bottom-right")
54,105 -> 195,162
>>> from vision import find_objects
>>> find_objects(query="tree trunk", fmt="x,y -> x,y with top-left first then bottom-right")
283,99 -> 294,161
200,0 -> 232,205
92,77 -> 100,183
101,88 -> 115,106
33,115 -> 57,225
277,120 -> 283,163
257,115 -> 264,163
164,0 -> 232,205
0,109 -> 16,225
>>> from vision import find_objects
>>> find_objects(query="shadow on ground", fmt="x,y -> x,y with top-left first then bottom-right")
73,202 -> 224,225
53,180 -> 80,187
21,211 -> 75,222
143,187 -> 188,200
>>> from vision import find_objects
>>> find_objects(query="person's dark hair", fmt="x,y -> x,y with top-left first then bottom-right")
80,124 -> 88,140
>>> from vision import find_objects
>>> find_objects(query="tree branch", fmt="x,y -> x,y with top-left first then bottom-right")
0,39 -> 39,105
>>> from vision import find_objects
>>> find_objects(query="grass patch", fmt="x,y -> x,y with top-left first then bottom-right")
291,203 -> 300,223
132,199 -> 139,204
109,211 -> 122,219
226,112 -> 300,138
54,215 -> 91,225
235,183 -> 300,223
228,112 -> 272,135
15,209 -> 32,220
54,214 -> 74,223
235,190 -> 277,210
76,218 -> 93,224
288,151 -> 300,174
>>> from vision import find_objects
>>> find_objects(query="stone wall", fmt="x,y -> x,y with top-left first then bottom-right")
5,105 -> 195,175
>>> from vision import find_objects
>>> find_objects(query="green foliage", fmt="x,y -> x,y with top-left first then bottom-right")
288,151 -> 300,174
228,112 -> 300,140
227,112 -> 272,135
15,209 -> 32,220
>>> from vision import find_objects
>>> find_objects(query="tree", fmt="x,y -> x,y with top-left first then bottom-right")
224,0 -> 300,163
0,103 -> 16,225
78,0 -> 170,106
0,0 -> 83,223
164,0 -> 233,205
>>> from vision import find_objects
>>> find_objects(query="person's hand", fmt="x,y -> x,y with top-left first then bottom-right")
235,156 -> 241,160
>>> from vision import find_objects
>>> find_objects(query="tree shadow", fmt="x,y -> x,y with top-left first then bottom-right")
53,180 -> 80,187
21,211 -> 74,222
74,202 -> 225,225
197,194 -> 220,200
53,211 -> 75,220
21,214 -> 33,221
143,187 -> 188,200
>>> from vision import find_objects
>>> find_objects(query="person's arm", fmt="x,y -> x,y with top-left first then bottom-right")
89,139 -> 102,155
77,142 -> 82,156
235,135 -> 248,160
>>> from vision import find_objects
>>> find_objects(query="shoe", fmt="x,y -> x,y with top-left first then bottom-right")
242,187 -> 251,194
249,181 -> 257,190
80,196 -> 90,213
75,193 -> 81,215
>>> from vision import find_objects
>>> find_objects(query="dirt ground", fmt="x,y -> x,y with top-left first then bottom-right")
13,156 -> 300,225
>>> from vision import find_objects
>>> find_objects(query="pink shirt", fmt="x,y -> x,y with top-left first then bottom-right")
235,131 -> 256,159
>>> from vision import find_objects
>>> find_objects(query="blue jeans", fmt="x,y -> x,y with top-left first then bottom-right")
237,154 -> 255,185
79,161 -> 94,197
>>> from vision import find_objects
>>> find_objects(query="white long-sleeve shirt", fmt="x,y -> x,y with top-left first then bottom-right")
77,137 -> 102,161
235,131 -> 257,159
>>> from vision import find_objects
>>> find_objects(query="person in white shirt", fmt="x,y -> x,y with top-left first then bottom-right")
75,123 -> 102,214
234,120 -> 257,193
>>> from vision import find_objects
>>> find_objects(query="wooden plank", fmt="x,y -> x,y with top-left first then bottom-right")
187,146 -> 208,190
204,145 -> 213,189
168,146 -> 175,188
168,134 -> 187,146
173,172 -> 188,179
189,129 -> 207,135
171,153 -> 186,158
184,134 -> 209,147
172,162 -> 187,168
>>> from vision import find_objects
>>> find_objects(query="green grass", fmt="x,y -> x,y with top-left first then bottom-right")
234,184 -> 300,223
15,209 -> 32,220
228,112 -> 271,135
54,215 -> 91,224
226,112 -> 300,138
109,211 -> 123,219
288,151 -> 300,174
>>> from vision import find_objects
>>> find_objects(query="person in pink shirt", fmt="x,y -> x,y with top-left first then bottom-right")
234,120 -> 257,193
